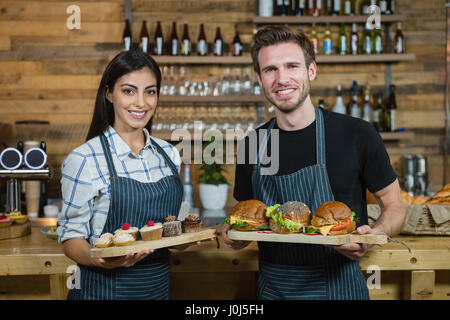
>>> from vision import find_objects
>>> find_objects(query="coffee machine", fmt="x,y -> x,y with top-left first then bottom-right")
0,141 -> 51,215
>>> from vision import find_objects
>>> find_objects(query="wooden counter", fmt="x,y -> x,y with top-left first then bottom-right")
0,224 -> 449,300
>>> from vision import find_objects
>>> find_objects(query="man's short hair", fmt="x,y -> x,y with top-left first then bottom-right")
251,25 -> 316,75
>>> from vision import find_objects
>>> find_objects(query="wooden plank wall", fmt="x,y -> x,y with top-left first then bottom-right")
0,0 -> 447,205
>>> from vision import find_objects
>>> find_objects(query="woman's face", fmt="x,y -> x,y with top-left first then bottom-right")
106,67 -> 158,133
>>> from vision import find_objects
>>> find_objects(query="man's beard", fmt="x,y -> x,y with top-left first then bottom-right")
264,80 -> 310,114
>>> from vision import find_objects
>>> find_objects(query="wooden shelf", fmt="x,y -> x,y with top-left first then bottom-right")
253,14 -> 406,24
316,53 -> 415,63
152,53 -> 414,65
154,55 -> 252,65
159,95 -> 266,103
379,131 -> 415,141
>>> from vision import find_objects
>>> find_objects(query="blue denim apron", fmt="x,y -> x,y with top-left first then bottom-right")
67,134 -> 183,300
252,107 -> 369,300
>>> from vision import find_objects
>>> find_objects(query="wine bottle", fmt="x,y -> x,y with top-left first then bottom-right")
181,22 -> 191,56
139,21 -> 149,53
197,22 -> 208,56
232,24 -> 243,56
123,19 -> 132,51
170,22 -> 179,56
154,21 -> 164,56
214,26 -> 223,56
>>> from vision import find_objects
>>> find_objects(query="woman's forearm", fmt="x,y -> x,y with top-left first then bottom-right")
62,238 -> 100,267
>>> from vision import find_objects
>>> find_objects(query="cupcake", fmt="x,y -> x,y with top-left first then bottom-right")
140,220 -> 163,241
114,223 -> 138,240
182,214 -> 202,233
113,233 -> 135,246
94,233 -> 113,248
8,211 -> 28,224
0,214 -> 12,228
162,215 -> 182,237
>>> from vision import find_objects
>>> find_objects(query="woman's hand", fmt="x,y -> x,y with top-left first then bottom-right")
94,249 -> 154,269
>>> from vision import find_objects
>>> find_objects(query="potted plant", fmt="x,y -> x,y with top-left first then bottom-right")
198,137 -> 229,210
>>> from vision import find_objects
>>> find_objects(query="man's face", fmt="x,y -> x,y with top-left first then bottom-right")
256,42 -> 316,114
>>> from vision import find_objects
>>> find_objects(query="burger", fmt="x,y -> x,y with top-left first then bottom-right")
309,201 -> 358,236
225,200 -> 269,231
265,201 -> 311,234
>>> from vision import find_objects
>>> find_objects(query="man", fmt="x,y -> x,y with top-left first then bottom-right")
222,25 -> 407,300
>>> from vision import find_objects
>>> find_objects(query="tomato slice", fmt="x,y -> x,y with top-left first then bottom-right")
246,221 -> 262,227
330,218 -> 351,231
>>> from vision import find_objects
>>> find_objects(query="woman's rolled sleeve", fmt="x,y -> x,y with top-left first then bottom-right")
57,151 -> 96,243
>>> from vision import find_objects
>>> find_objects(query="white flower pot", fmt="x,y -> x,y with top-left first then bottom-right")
199,183 -> 228,210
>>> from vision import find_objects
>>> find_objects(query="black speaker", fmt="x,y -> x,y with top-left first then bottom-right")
24,147 -> 47,170
0,148 -> 23,170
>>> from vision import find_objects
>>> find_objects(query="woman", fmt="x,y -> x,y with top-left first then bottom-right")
58,50 -> 184,300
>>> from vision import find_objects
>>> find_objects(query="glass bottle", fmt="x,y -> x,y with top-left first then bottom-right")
197,23 -> 208,56
333,84 -> 346,114
214,26 -> 223,56
310,24 -> 320,55
362,22 -> 373,54
323,24 -> 333,55
154,21 -> 164,56
181,22 -> 191,56
350,23 -> 359,55
373,21 -> 383,54
170,22 -> 179,56
139,21 -> 149,53
338,23 -> 348,55
372,92 -> 385,132
232,24 -> 243,56
394,22 -> 404,54
123,19 -> 132,51
362,84 -> 372,122
386,84 -> 397,132
349,81 -> 362,118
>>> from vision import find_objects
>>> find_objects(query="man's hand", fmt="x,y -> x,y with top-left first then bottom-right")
324,225 -> 376,260
221,223 -> 251,250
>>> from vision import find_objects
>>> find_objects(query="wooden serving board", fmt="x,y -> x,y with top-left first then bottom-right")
0,221 -> 31,240
228,229 -> 388,245
90,228 -> 217,258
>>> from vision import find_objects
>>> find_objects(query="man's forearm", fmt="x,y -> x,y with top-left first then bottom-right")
373,202 -> 407,237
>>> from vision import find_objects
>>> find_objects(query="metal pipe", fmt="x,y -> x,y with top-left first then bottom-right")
444,3 -> 450,184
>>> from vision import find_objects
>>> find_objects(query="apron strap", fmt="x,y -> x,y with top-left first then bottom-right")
150,137 -> 179,176
256,106 -> 327,170
100,133 -> 118,178
315,106 -> 327,165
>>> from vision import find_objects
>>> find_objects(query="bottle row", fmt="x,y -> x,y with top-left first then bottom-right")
258,0 -> 396,17
159,66 -> 262,97
330,81 -> 398,132
308,21 -> 404,55
123,20 -> 243,57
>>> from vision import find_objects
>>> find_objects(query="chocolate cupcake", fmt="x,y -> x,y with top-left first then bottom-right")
162,215 -> 182,237
182,214 -> 202,233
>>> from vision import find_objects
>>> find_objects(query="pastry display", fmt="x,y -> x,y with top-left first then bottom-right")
114,222 -> 138,240
425,183 -> 450,205
112,233 -> 135,246
7,210 -> 28,224
139,220 -> 163,241
162,215 -> 182,237
181,214 -> 202,233
94,233 -> 113,248
0,214 -> 13,228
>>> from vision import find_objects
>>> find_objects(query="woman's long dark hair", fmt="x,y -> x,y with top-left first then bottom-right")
86,50 -> 161,141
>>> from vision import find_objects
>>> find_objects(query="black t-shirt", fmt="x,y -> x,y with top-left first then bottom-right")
233,108 -> 397,225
